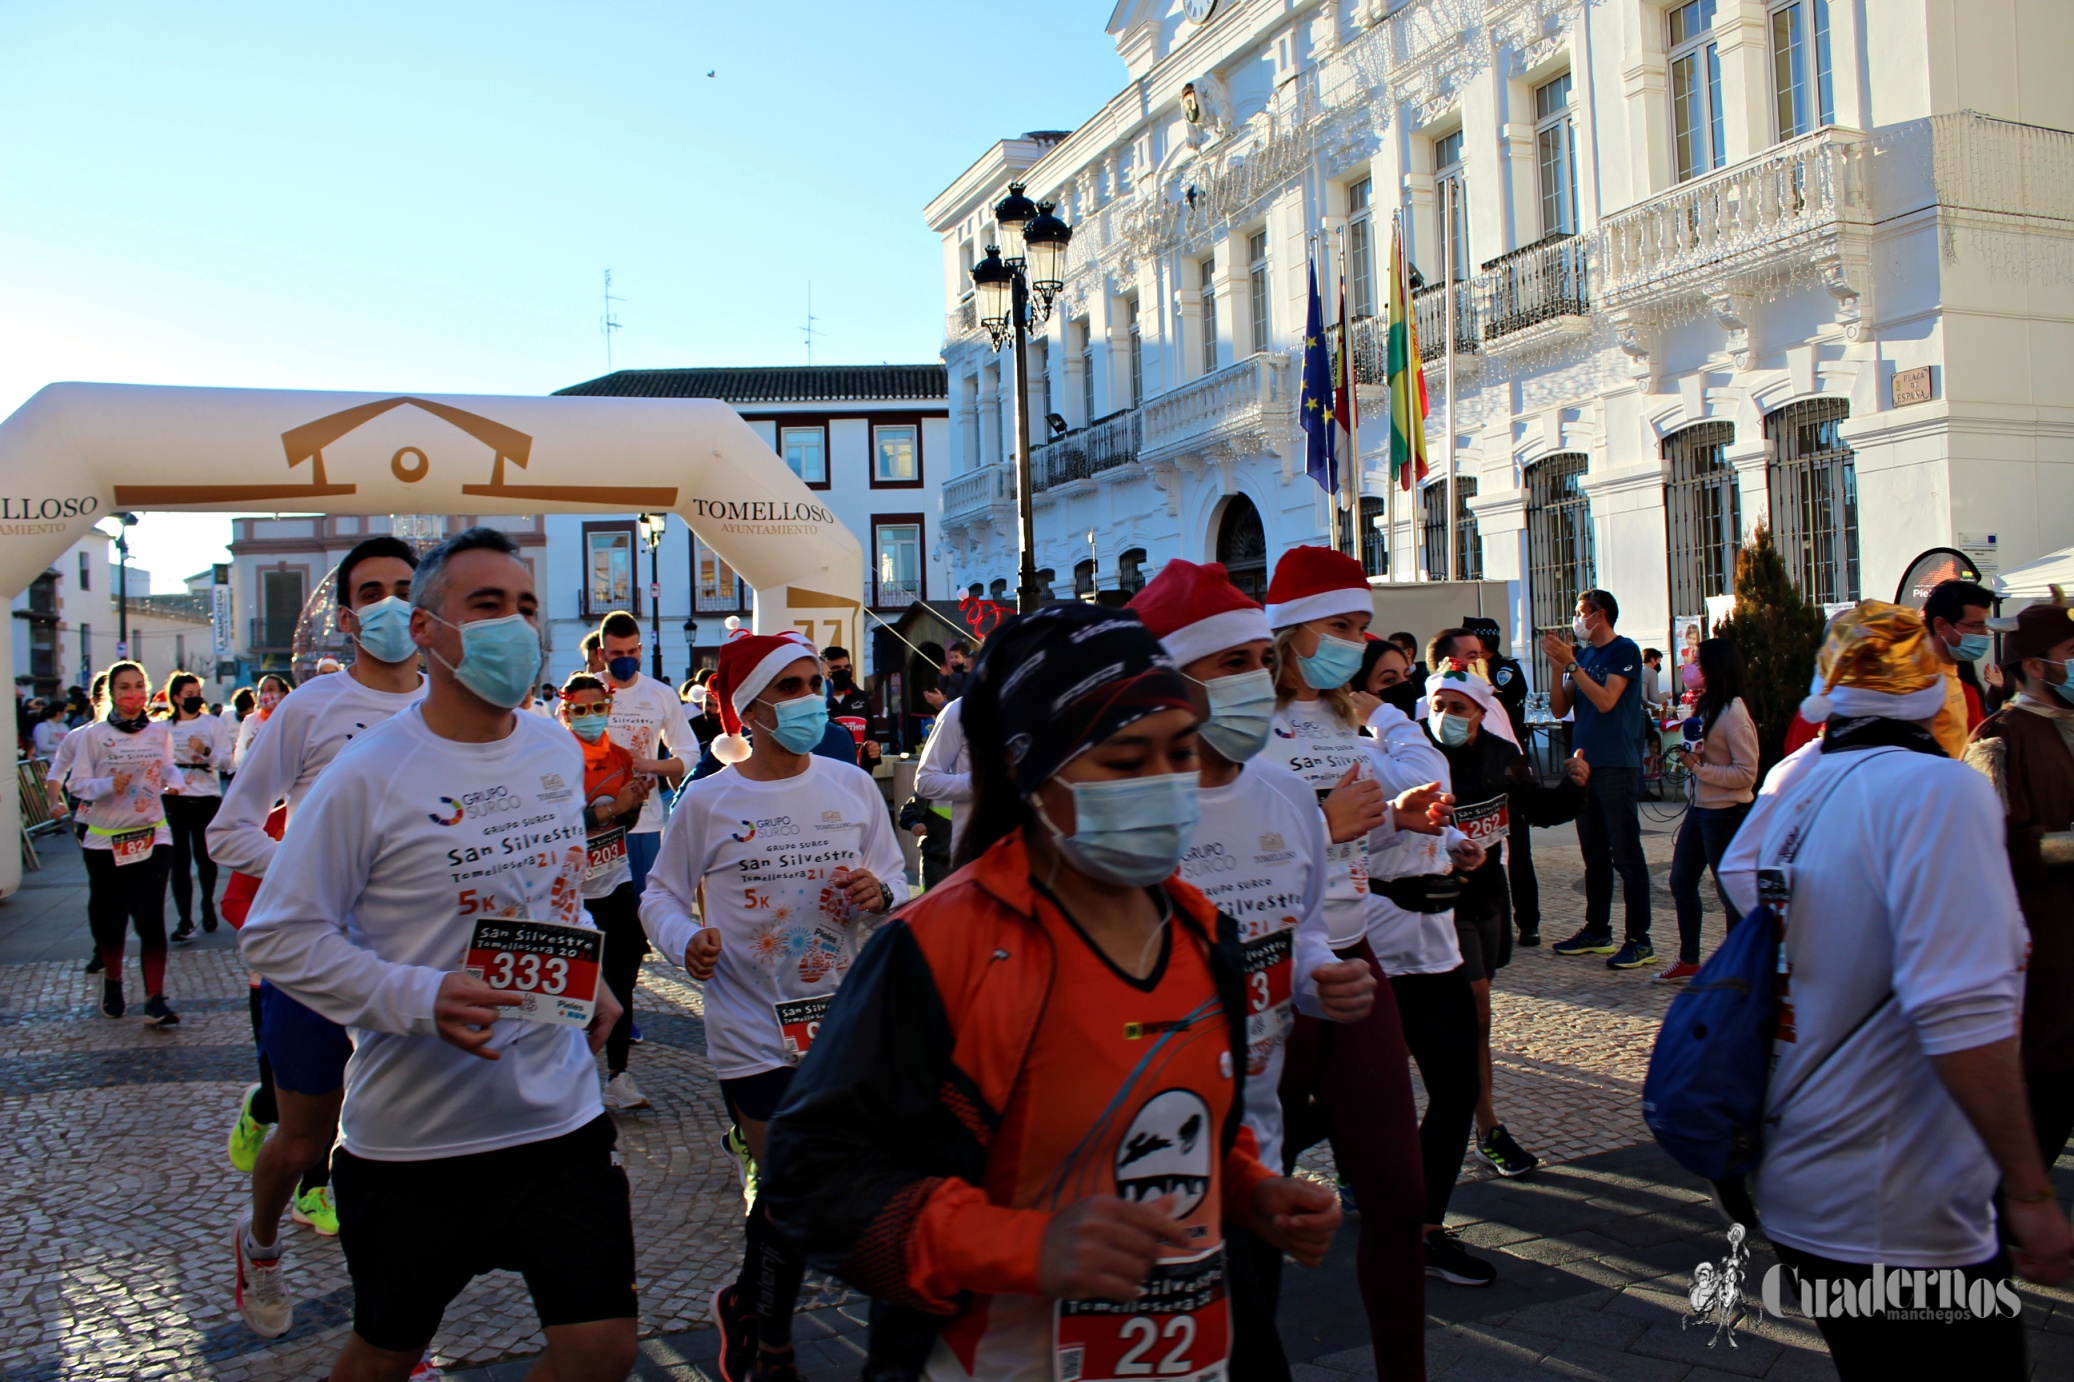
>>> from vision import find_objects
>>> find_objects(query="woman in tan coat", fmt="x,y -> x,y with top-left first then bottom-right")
1657,637 -> 1760,982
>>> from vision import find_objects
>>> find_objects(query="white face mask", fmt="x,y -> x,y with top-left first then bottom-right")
1571,613 -> 1592,642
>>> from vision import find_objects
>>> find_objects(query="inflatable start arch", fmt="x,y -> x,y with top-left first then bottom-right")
0,381 -> 865,896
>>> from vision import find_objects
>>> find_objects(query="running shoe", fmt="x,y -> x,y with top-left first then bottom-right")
1475,1125 -> 1540,1178
1652,960 -> 1702,984
1424,1227 -> 1497,1286
171,921 -> 197,944
724,1123 -> 759,1208
228,1084 -> 270,1174
1606,940 -> 1657,970
291,1185 -> 339,1237
407,1355 -> 444,1381
628,1022 -> 644,1045
1515,928 -> 1541,947
235,1220 -> 294,1337
751,1349 -> 803,1382
144,995 -> 180,1027
100,980 -> 125,1019
1334,1176 -> 1360,1218
712,1284 -> 758,1382
82,953 -> 103,975
1549,928 -> 1616,957
605,1071 -> 651,1110
201,909 -> 220,934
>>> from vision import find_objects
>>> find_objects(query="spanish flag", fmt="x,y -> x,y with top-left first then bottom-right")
1386,223 -> 1430,492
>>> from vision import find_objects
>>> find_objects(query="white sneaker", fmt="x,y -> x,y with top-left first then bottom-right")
605,1071 -> 651,1110
234,1219 -> 294,1338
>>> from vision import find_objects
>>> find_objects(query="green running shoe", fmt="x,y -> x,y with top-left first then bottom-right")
723,1123 -> 759,1211
228,1084 -> 271,1174
291,1185 -> 339,1237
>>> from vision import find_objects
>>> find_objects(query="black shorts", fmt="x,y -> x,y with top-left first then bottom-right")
1454,894 -> 1512,984
720,1066 -> 796,1124
330,1115 -> 636,1353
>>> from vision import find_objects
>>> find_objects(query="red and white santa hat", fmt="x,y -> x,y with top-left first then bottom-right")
1126,559 -> 1270,666
1264,545 -> 1373,630
710,631 -> 818,763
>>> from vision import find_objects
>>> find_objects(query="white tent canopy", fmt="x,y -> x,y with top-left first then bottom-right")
1993,543 -> 2074,602
0,381 -> 864,896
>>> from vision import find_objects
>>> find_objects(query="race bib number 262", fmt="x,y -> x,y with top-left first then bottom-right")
463,918 -> 603,1028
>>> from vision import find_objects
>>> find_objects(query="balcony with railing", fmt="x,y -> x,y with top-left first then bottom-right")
1412,280 -> 1479,363
1138,353 -> 1290,463
1596,125 -> 1869,311
941,461 -> 1015,528
873,577 -> 924,611
1476,233 -> 1592,353
248,616 -> 298,654
1031,409 -> 1142,492
944,295 -> 979,345
694,579 -> 749,614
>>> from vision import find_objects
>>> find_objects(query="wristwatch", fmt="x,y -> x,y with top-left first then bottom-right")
878,880 -> 897,913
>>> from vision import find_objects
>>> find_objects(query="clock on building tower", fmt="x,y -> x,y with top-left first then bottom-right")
1184,0 -> 1217,23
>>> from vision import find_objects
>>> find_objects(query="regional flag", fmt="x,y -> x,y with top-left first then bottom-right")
1386,223 -> 1430,492
1299,258 -> 1337,495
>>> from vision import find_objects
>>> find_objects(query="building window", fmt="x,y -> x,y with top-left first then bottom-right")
1669,0 -> 1726,182
582,523 -> 636,616
1073,558 -> 1096,599
694,536 -> 746,612
874,424 -> 920,484
1077,317 -> 1096,424
1535,74 -> 1579,237
1526,453 -> 1595,687
259,569 -> 306,651
1433,129 -> 1469,280
1035,568 -> 1057,602
1118,547 -> 1148,594
1199,257 -> 1219,373
1767,398 -> 1859,604
1347,178 -> 1376,318
989,577 -> 1009,603
1771,0 -> 1834,140
78,552 -> 89,592
780,425 -> 827,485
1418,477 -> 1482,581
1126,297 -> 1144,407
1359,496 -> 1387,577
873,517 -> 923,608
1663,422 -> 1742,632
1248,230 -> 1271,355
1216,494 -> 1268,603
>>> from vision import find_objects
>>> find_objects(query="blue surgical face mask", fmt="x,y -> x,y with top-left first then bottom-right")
1436,712 -> 1475,747
1296,630 -> 1365,692
569,712 -> 611,743
1194,668 -> 1276,763
1037,771 -> 1202,888
1948,632 -> 1992,663
607,655 -> 642,683
351,596 -> 417,665
2052,660 -> 2074,706
759,693 -> 829,755
428,612 -> 543,710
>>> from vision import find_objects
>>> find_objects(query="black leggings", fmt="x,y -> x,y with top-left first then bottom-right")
165,792 -> 221,925
1389,967 -> 1481,1227
84,844 -> 171,996
583,883 -> 647,1076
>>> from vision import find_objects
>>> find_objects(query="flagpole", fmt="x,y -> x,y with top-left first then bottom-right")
1336,224 -> 1359,571
1442,176 -> 1457,585
1387,212 -> 1399,582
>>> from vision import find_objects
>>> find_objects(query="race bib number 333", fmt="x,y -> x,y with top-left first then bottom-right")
1054,1245 -> 1228,1382
463,919 -> 603,1028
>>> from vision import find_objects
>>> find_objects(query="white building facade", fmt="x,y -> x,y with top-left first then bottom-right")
929,0 -> 2074,680
12,532 -> 217,698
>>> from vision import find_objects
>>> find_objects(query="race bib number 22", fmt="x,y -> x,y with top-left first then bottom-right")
1054,1245 -> 1228,1381
463,918 -> 603,1028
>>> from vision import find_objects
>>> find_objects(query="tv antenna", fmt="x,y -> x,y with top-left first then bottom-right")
801,282 -> 827,365
601,269 -> 625,370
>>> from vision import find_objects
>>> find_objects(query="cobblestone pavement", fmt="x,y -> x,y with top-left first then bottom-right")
9,816 -> 2073,1380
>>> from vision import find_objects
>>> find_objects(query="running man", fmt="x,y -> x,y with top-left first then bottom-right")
211,536 -> 424,1336
242,525 -> 635,1382
640,631 -> 905,1382
595,610 -> 701,895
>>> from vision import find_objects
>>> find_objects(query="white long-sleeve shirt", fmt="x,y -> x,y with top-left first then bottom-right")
62,721 -> 180,849
1185,755 -> 1336,1170
639,754 -> 908,1079
239,706 -> 599,1161
1362,705 -> 1468,976
1721,742 -> 2028,1267
209,670 -> 426,876
166,712 -> 238,799
913,697 -> 973,851
233,708 -> 267,772
605,671 -> 700,834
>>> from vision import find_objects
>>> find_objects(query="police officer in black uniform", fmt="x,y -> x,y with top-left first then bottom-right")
1467,617 -> 1542,946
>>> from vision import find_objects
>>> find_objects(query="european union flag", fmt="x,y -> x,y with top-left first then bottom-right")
1299,258 -> 1337,494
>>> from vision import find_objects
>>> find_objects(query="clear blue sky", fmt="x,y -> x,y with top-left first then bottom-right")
0,0 -> 1124,582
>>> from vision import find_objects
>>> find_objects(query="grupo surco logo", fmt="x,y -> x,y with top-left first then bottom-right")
427,785 -> 527,827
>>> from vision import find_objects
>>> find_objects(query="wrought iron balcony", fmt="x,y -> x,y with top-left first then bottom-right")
1137,353 -> 1291,464
1412,280 -> 1479,362
940,462 -> 1015,527
1031,409 -> 1142,492
873,578 -> 923,610
944,296 -> 979,344
1476,233 -> 1590,346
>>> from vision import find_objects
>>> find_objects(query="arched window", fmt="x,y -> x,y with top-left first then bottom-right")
988,577 -> 1008,603
1663,422 -> 1741,628
1216,495 -> 1267,603
1767,398 -> 1859,604
1073,558 -> 1096,599
1359,496 -> 1387,577
1118,547 -> 1148,594
1419,476 -> 1483,581
1526,453 -> 1595,686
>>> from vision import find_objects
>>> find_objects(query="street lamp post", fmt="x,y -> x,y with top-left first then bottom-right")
638,512 -> 666,679
682,618 -> 698,680
970,183 -> 1072,614
112,513 -> 138,658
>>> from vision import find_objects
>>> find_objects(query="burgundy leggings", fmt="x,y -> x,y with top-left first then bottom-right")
1279,941 -> 1427,1382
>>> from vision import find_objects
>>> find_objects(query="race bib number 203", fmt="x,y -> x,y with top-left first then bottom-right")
463,918 -> 603,1028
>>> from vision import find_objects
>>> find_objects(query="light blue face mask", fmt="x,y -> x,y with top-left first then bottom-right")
569,712 -> 611,742
429,612 -> 543,709
2052,660 -> 2074,706
1436,711 -> 1475,747
351,596 -> 417,665
759,694 -> 829,755
1038,771 -> 1202,888
1296,630 -> 1366,692
1949,632 -> 1993,663
1194,668 -> 1276,763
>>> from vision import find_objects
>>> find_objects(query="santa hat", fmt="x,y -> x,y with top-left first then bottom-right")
1425,660 -> 1520,749
1265,546 -> 1373,629
1798,600 -> 1947,724
1127,559 -> 1270,666
710,632 -> 817,763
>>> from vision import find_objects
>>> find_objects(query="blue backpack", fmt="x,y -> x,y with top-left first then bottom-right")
1642,750 -> 1895,1183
